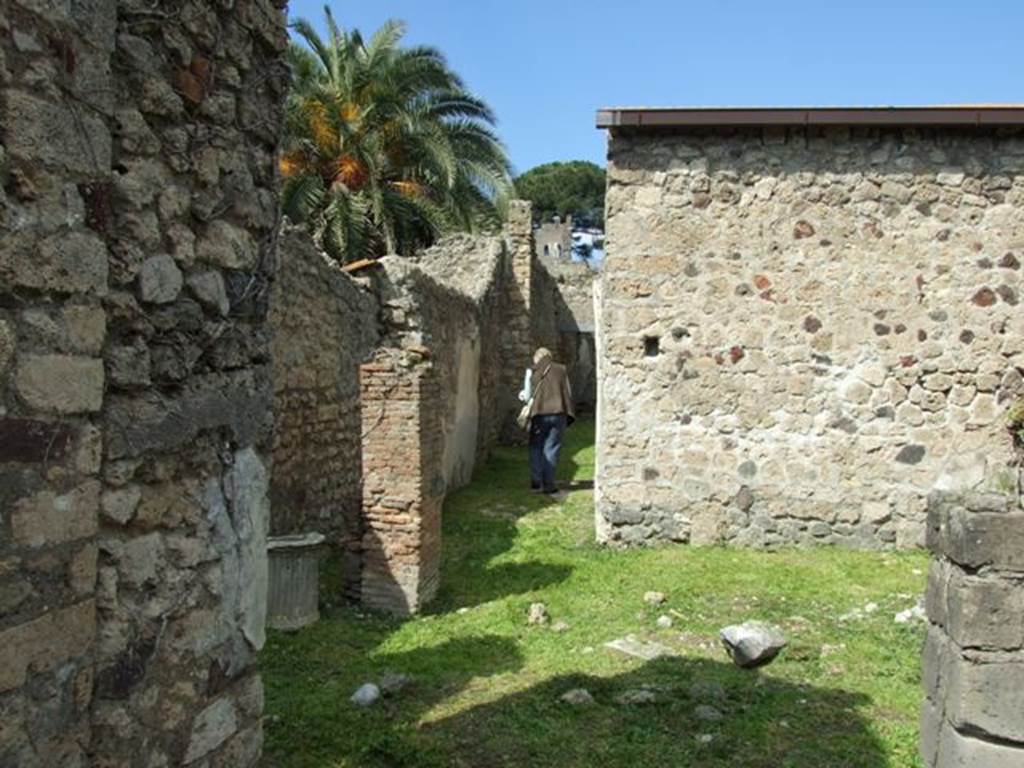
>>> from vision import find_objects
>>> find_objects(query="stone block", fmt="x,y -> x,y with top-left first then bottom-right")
0,231 -> 109,295
187,271 -> 230,316
183,697 -> 239,764
15,355 -> 104,414
137,254 -> 183,304
0,600 -> 95,693
5,90 -> 111,174
11,480 -> 100,548
935,721 -> 1024,767
945,650 -> 1024,743
928,492 -> 1024,571
945,570 -> 1024,650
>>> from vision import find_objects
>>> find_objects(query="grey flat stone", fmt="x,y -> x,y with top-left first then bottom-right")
605,635 -> 678,661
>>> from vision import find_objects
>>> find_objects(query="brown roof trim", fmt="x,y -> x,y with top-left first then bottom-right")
596,106 -> 1024,129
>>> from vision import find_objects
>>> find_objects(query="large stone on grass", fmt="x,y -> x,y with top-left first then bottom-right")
350,683 -> 380,708
719,621 -> 787,668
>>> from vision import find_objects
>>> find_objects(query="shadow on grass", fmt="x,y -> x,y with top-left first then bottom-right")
422,417 -> 597,612
262,633 -> 525,768
413,656 -> 886,768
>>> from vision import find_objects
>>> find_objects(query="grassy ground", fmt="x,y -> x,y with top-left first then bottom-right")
262,417 -> 928,767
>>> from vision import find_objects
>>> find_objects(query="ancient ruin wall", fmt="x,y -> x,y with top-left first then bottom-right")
923,488 -> 1024,767
1,1 -> 288,765
270,229 -> 379,598
359,236 -> 510,614
598,127 -> 1024,548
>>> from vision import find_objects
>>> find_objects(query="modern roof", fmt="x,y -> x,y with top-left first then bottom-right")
595,105 -> 1024,129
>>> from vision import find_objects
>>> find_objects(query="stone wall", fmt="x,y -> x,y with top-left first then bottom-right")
923,486 -> 1024,766
1,1 -> 287,765
358,211 -> 534,614
270,229 -> 379,598
598,126 -> 1024,548
533,252 -> 597,408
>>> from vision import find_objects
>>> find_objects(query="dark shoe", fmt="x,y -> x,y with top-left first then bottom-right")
530,484 -> 543,493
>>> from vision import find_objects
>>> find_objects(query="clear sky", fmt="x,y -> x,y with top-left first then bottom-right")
286,0 -> 1024,174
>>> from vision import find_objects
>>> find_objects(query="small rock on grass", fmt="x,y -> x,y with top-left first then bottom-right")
693,705 -> 724,722
380,673 -> 410,697
720,621 -> 787,668
350,683 -> 381,707
527,602 -> 549,625
894,600 -> 926,625
560,688 -> 594,706
551,619 -> 570,633
656,615 -> 673,629
616,689 -> 657,706
644,591 -> 667,605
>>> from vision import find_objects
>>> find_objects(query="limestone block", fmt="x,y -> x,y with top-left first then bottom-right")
0,600 -> 95,693
20,306 -> 106,355
5,90 -> 111,173
11,481 -> 100,548
0,231 -> 109,295
15,354 -> 104,413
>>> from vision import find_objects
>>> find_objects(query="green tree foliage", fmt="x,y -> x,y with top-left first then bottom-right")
514,161 -> 606,228
281,6 -> 513,263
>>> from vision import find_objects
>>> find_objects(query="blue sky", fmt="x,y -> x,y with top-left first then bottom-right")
286,1 -> 1024,173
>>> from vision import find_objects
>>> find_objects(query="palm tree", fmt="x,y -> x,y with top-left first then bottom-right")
280,7 -> 513,263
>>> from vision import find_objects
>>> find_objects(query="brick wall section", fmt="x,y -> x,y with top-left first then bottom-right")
359,354 -> 443,615
599,126 -> 1024,549
271,229 -> 379,599
922,486 -> 1024,767
356,211 -> 535,615
1,1 -> 288,765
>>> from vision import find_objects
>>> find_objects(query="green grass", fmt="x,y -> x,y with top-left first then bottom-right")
262,417 -> 928,767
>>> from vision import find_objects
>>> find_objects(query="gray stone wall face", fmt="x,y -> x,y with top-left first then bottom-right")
598,126 -> 1024,548
923,487 -> 1024,767
270,230 -> 379,599
1,1 -> 287,765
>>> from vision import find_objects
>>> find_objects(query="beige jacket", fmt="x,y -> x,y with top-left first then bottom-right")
528,361 -> 575,419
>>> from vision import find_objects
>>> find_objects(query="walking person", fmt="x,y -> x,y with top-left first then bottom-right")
518,347 -> 575,496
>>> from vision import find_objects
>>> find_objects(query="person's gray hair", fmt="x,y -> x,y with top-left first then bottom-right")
533,347 -> 552,364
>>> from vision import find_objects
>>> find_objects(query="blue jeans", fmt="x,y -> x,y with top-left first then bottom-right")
529,414 -> 566,492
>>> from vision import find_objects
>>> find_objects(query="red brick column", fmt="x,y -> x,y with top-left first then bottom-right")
359,353 -> 443,615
